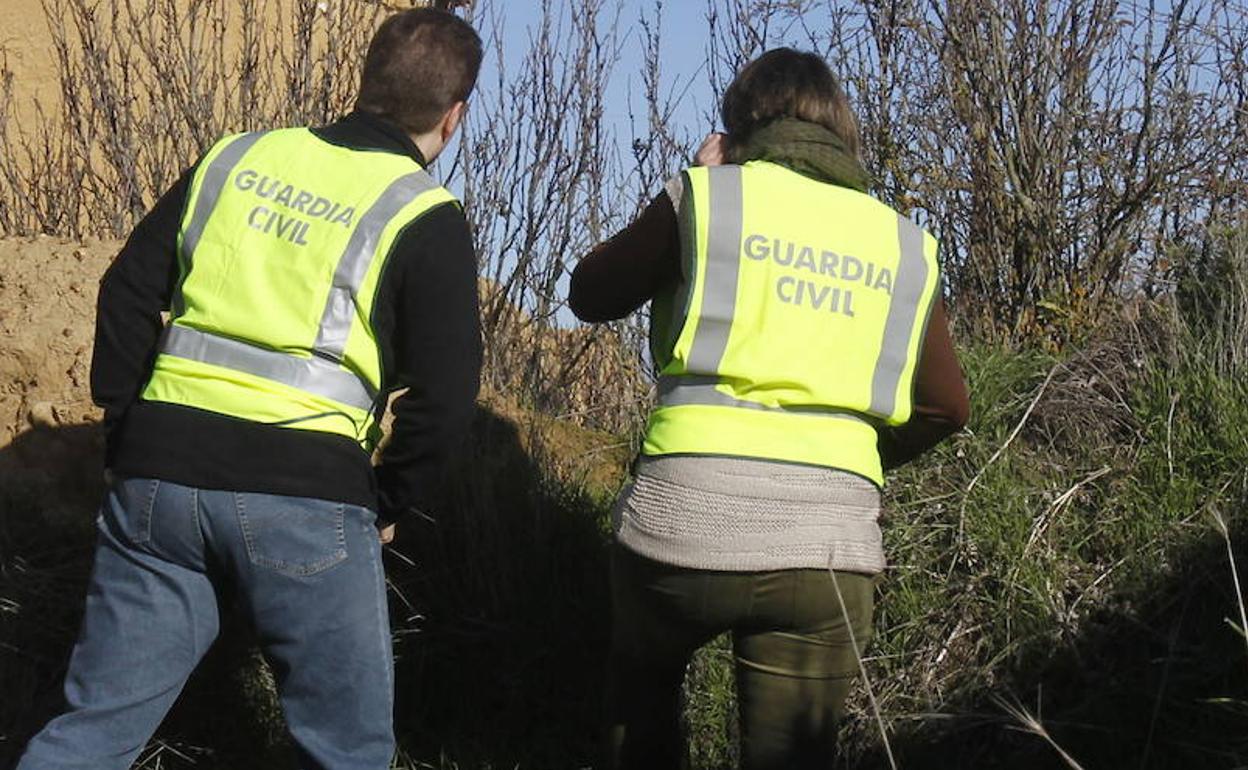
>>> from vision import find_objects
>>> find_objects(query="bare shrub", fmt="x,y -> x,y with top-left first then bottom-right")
793,0 -> 1247,343
458,0 -> 657,435
0,0 -> 383,238
7,0 -> 1242,426
0,0 -> 655,434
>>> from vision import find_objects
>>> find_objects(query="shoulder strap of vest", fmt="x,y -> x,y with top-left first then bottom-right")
311,167 -> 442,360
174,131 -> 266,316
685,164 -> 744,374
868,216 -> 935,417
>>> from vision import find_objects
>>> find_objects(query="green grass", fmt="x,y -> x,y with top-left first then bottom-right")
3,303 -> 1247,769
840,311 -> 1248,768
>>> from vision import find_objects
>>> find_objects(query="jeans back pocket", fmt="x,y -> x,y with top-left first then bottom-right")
106,477 -> 161,546
234,492 -> 348,577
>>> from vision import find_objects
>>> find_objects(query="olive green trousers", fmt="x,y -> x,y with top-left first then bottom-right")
603,544 -> 875,770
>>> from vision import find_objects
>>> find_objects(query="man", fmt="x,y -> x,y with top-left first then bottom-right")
17,9 -> 483,770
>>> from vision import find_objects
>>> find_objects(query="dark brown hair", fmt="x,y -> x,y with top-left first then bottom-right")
356,9 -> 483,134
721,48 -> 861,157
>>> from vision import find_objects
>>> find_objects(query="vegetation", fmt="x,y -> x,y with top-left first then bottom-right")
5,276 -> 1245,769
1,0 -> 1246,768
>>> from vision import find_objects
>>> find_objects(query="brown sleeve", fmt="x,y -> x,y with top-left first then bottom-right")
877,299 -> 970,470
569,192 -> 680,322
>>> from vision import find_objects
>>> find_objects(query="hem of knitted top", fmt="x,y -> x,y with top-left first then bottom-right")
616,518 -> 886,575
612,454 -> 888,574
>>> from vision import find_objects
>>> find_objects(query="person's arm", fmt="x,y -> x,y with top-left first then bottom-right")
570,135 -> 726,322
569,191 -> 681,322
372,203 -> 482,523
91,168 -> 194,450
877,299 -> 970,470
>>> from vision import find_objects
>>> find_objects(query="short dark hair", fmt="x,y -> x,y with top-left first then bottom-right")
356,9 -> 483,134
721,48 -> 861,157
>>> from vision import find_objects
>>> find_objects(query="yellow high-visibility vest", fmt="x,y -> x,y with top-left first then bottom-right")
142,128 -> 457,450
644,161 -> 941,486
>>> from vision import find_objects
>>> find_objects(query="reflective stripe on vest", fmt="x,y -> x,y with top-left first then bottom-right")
161,132 -> 441,411
658,166 -> 931,424
870,216 -> 930,417
683,165 -> 743,374
657,374 -> 870,425
162,324 -> 376,411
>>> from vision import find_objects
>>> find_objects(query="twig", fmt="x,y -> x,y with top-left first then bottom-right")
1165,391 -> 1180,481
1023,465 -> 1113,557
993,693 -> 1087,770
829,548 -> 899,770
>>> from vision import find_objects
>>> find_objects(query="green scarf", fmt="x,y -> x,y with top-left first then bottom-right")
730,118 -> 870,193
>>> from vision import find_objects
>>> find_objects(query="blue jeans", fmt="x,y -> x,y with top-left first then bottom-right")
17,477 -> 395,770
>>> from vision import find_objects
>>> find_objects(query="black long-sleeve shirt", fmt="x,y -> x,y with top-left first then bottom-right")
92,111 -> 481,519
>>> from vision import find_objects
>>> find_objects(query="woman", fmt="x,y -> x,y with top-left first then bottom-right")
570,49 -> 969,769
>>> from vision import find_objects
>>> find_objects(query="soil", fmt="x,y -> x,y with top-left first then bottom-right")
0,236 -> 111,442
0,236 -> 115,522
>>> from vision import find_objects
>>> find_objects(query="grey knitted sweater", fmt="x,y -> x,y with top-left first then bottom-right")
614,455 -> 885,574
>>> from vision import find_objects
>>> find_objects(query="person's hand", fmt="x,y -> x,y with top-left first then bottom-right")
694,132 -> 728,166
379,522 -> 397,544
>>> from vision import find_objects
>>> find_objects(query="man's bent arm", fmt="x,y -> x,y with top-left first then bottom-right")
91,169 -> 193,449
373,203 -> 482,521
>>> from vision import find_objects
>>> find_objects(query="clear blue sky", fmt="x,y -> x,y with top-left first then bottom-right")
463,1 -> 842,162
480,1 -> 717,137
